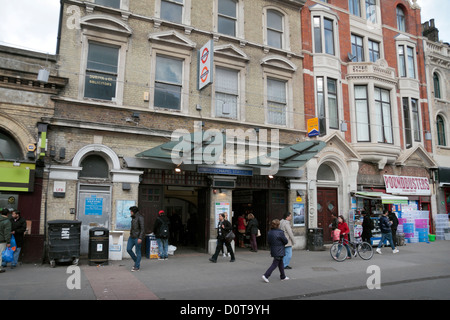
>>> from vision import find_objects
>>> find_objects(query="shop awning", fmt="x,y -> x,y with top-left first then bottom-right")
354,191 -> 409,204
135,131 -> 226,165
242,140 -> 326,171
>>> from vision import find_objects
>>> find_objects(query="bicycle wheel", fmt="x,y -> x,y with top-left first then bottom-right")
330,242 -> 348,262
356,242 -> 373,260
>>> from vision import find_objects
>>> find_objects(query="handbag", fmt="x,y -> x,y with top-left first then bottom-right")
225,230 -> 235,243
2,247 -> 14,263
256,229 -> 261,237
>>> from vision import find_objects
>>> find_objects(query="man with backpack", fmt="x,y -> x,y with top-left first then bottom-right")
154,210 -> 170,260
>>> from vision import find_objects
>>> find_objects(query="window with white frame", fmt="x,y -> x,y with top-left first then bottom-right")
154,55 -> 183,110
398,44 -> 415,78
349,0 -> 361,17
313,16 -> 335,55
396,6 -> 406,32
160,0 -> 184,24
95,0 -> 120,9
316,77 -> 339,136
355,85 -> 370,142
267,78 -> 287,126
215,67 -> 239,119
84,42 -> 119,101
437,115 -> 446,146
402,97 -> 421,148
218,0 -> 237,37
368,39 -> 380,62
266,9 -> 284,49
374,87 -> 393,144
351,34 -> 364,62
365,0 -> 377,23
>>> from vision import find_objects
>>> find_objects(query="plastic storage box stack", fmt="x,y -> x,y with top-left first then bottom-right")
398,211 -> 429,243
435,214 -> 450,240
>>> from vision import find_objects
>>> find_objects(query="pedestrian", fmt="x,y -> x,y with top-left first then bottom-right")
221,212 -> 230,257
338,215 -> 352,259
376,210 -> 399,254
209,213 -> 235,263
388,211 -> 399,247
246,213 -> 259,252
0,208 -> 12,273
329,213 -> 339,241
3,210 -> 26,269
237,213 -> 247,248
153,210 -> 170,260
280,212 -> 295,270
127,206 -> 145,271
262,219 -> 289,283
361,211 -> 373,243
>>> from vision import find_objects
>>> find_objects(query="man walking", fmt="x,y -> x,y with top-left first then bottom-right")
3,210 -> 26,269
153,210 -> 170,260
0,209 -> 11,273
376,210 -> 399,254
127,206 -> 145,271
280,212 -> 295,269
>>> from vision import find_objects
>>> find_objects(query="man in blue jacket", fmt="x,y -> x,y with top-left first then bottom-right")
376,210 -> 399,254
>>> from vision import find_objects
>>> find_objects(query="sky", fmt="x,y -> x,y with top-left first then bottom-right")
0,0 -> 448,54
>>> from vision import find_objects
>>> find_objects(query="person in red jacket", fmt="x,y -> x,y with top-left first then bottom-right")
338,215 -> 352,259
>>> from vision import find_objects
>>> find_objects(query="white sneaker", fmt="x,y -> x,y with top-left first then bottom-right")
223,253 -> 226,257
393,249 -> 399,254
376,248 -> 382,254
281,276 -> 290,281
262,275 -> 269,283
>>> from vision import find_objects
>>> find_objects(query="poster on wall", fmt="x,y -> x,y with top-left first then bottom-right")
293,203 -> 305,226
115,200 -> 136,230
214,202 -> 230,227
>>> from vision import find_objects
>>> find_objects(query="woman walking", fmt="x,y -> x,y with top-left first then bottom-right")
262,219 -> 289,283
246,213 -> 259,252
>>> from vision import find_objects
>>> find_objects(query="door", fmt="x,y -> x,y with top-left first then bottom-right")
317,188 -> 338,243
197,188 -> 209,252
77,185 -> 111,255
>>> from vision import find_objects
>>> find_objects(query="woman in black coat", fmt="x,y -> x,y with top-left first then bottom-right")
262,219 -> 288,282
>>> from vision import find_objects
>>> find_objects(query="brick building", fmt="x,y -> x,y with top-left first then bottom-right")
0,45 -> 67,261
300,0 -> 437,242
422,19 -> 450,218
44,0 -> 314,256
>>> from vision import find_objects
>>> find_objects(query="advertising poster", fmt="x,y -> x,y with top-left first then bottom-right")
215,202 -> 230,227
115,200 -> 136,230
293,203 -> 305,226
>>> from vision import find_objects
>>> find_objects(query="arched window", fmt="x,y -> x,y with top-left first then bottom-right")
0,130 -> 22,160
317,163 -> 336,181
396,6 -> 406,32
80,154 -> 109,178
433,72 -> 441,99
437,115 -> 446,146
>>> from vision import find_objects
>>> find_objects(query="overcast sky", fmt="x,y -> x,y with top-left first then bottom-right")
0,0 -> 448,54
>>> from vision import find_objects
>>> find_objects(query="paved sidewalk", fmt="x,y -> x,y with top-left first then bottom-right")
1,241 -> 450,300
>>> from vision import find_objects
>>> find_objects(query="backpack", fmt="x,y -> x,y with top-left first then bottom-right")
158,219 -> 169,239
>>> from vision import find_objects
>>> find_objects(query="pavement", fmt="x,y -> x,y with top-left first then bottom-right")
1,240 -> 450,302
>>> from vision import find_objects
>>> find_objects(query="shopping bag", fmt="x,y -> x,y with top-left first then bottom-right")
1,247 -> 14,263
10,235 -> 16,252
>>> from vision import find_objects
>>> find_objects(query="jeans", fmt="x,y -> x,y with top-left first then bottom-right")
157,238 -> 169,259
127,238 -> 142,269
211,238 -> 235,261
264,257 -> 286,280
250,234 -> 257,251
283,246 -> 292,267
378,232 -> 395,250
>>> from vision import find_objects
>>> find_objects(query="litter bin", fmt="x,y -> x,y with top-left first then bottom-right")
307,228 -> 325,251
47,220 -> 81,268
88,227 -> 109,266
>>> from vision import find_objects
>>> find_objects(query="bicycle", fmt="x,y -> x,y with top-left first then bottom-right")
330,235 -> 373,262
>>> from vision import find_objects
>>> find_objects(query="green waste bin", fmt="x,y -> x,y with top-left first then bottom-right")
307,228 -> 325,251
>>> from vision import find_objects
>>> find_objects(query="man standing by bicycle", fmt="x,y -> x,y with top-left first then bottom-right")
376,210 -> 399,254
